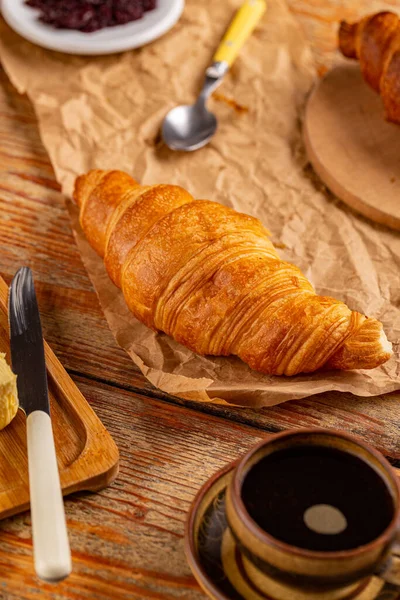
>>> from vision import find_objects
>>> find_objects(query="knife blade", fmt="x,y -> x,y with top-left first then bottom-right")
9,266 -> 49,416
9,267 -> 71,583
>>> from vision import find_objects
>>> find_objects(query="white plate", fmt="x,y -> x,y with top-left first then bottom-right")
1,0 -> 184,55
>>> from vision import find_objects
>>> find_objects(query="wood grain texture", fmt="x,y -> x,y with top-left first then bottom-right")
0,1 -> 400,598
0,68 -> 153,391
0,378 -> 271,600
0,275 -> 119,518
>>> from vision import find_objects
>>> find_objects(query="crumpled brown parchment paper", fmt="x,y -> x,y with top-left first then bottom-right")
0,0 -> 399,406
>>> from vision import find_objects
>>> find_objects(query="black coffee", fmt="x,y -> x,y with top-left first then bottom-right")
241,445 -> 394,552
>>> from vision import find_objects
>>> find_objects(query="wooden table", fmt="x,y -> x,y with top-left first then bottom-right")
0,1 -> 399,598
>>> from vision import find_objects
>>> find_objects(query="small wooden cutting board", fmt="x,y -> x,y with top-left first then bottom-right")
304,64 -> 400,230
0,274 -> 119,519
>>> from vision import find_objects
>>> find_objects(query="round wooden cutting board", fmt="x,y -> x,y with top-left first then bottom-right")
304,63 -> 400,230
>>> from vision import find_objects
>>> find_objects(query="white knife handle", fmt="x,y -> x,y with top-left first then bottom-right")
26,410 -> 72,582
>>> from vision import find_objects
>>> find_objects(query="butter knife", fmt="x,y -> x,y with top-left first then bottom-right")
9,267 -> 71,582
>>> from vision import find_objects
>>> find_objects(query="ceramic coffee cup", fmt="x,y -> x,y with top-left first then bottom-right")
225,428 -> 400,600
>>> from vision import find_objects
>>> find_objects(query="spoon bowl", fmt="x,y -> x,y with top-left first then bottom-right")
160,0 -> 267,151
162,102 -> 218,152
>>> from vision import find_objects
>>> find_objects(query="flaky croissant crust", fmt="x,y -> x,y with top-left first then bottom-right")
74,170 -> 392,376
339,11 -> 400,124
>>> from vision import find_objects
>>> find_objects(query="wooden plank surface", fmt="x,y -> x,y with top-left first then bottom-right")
0,1 -> 399,598
0,377 -> 270,600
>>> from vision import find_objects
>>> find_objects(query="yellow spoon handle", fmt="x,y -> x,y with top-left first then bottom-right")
213,0 -> 267,67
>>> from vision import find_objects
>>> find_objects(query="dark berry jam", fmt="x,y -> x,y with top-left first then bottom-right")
25,0 -> 157,33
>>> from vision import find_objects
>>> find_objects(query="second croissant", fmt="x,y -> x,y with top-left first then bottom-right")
339,11 -> 400,124
73,170 -> 392,376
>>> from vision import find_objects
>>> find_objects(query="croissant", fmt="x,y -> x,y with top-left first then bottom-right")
339,11 -> 400,123
73,170 -> 392,376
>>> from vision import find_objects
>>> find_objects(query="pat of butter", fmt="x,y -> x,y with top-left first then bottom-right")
0,353 -> 18,430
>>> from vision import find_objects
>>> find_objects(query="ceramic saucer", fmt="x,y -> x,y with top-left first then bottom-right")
185,461 -> 398,600
1,0 -> 184,55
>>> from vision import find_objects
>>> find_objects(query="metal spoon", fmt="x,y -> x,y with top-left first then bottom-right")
162,0 -> 266,152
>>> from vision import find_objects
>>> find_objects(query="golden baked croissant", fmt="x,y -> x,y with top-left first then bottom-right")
339,11 -> 400,123
73,170 -> 392,376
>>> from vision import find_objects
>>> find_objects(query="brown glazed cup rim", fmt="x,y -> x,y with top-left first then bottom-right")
231,428 -> 400,561
185,460 -> 238,600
